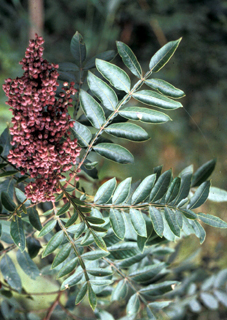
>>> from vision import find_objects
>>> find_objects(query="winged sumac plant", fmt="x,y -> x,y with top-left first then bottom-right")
0,32 -> 227,320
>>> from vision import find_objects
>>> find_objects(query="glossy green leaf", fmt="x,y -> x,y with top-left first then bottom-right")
105,122 -> 149,142
0,170 -> 18,178
90,225 -> 107,232
93,143 -> 134,164
116,41 -> 142,78
15,188 -> 31,206
165,177 -> 181,203
133,90 -> 182,110
179,208 -> 197,219
57,202 -> 70,216
52,243 -> 71,268
191,159 -> 216,187
149,169 -> 172,202
188,181 -> 210,209
0,254 -> 22,292
87,268 -> 112,277
208,187 -> 227,202
129,262 -> 165,283
164,208 -> 181,237
198,212 -> 227,228
94,177 -> 116,204
70,31 -> 86,64
28,207 -> 42,231
126,293 -> 140,315
84,50 -> 115,70
88,282 -> 97,310
129,208 -> 147,237
57,257 -> 78,278
75,282 -> 88,304
71,121 -> 92,147
149,38 -> 181,72
86,216 -> 105,224
0,127 -> 11,158
16,250 -> 39,280
111,279 -> 128,301
96,59 -> 131,93
132,174 -> 156,204
61,271 -> 83,290
110,209 -> 125,240
10,216 -> 25,251
112,177 -> 131,204
69,222 -> 86,240
190,220 -> 206,244
90,279 -> 113,286
214,290 -> 227,307
149,206 -> 164,237
119,106 -> 171,123
148,301 -> 172,310
200,292 -> 218,310
81,249 -> 109,260
108,242 -> 140,260
87,71 -> 118,111
96,309 -> 115,320
91,230 -> 107,251
80,89 -> 106,129
145,79 -> 185,98
42,230 -> 64,257
173,172 -> 192,205
175,210 -> 183,228
65,210 -> 79,228
139,281 -> 179,296
1,191 -> 16,212
38,220 -> 56,237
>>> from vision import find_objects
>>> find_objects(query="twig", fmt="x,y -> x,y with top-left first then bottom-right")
43,291 -> 62,320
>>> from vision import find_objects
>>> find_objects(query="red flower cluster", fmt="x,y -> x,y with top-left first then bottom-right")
2,34 -> 81,203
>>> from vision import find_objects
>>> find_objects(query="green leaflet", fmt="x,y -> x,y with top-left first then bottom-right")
116,41 -> 142,78
84,50 -> 115,70
10,216 -> 26,252
28,207 -> 42,231
90,279 -> 113,286
149,169 -> 172,202
81,250 -> 109,260
164,208 -> 181,237
112,177 -> 131,204
91,230 -> 107,251
129,262 -> 165,283
70,31 -> 86,64
15,188 -> 31,206
149,38 -> 181,72
1,191 -> 16,212
119,106 -> 171,123
188,181 -> 210,209
0,254 -> 22,292
139,280 -> 179,296
38,220 -> 56,237
108,242 -> 140,260
87,268 -> 112,277
200,292 -> 219,310
57,202 -> 71,216
179,208 -> 197,220
105,122 -> 149,142
129,208 -> 147,237
68,221 -> 86,239
88,282 -> 97,310
145,79 -> 185,99
208,186 -> 227,202
189,220 -> 206,244
86,216 -> 105,224
132,174 -> 156,204
16,250 -> 39,280
172,171 -> 192,205
87,71 -> 118,111
75,282 -> 88,304
61,271 -> 83,290
126,293 -> 140,316
214,290 -> 227,307
52,242 -> 71,268
71,121 -> 92,147
197,212 -> 227,229
42,230 -> 64,258
149,206 -> 164,237
110,209 -> 125,240
0,127 -> 11,158
165,177 -> 181,203
57,257 -> 78,278
111,279 -> 128,301
148,301 -> 172,310
94,177 -> 116,204
191,159 -> 216,187
65,210 -> 79,227
93,143 -> 134,164
133,90 -> 182,110
0,170 -> 18,178
96,59 -> 131,93
80,89 -> 106,129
